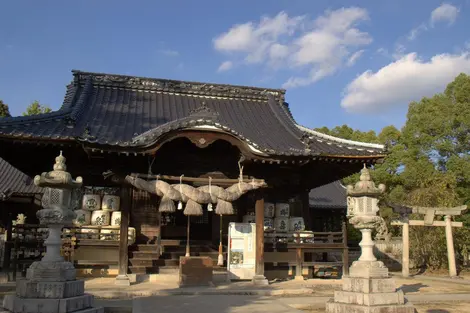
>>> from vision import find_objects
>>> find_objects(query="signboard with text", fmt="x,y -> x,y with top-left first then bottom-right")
227,222 -> 256,280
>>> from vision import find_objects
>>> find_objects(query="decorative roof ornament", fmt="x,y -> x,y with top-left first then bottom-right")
189,102 -> 219,119
347,164 -> 385,197
34,151 -> 83,189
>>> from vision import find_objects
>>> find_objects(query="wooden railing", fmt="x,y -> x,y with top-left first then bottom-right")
263,222 -> 349,278
4,224 -> 122,281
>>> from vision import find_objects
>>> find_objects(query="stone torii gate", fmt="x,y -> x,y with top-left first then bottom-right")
388,202 -> 467,278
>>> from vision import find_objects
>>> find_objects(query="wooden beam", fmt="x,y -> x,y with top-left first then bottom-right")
130,172 -> 267,187
392,220 -> 463,227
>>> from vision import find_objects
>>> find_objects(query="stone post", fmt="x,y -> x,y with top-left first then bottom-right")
326,165 -> 415,313
358,229 -> 376,262
402,217 -> 410,278
444,215 -> 457,277
2,152 -> 103,313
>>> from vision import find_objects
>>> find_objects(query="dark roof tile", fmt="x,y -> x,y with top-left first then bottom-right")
0,157 -> 43,199
309,181 -> 347,209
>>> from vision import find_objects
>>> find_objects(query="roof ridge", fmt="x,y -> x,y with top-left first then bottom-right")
72,70 -> 285,101
296,124 -> 385,150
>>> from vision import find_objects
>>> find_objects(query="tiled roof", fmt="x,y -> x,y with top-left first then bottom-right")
0,157 -> 43,200
309,181 -> 347,209
0,70 -> 386,158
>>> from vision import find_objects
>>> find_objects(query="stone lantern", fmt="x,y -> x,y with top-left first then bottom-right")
3,152 -> 103,313
346,164 -> 387,278
326,165 -> 415,313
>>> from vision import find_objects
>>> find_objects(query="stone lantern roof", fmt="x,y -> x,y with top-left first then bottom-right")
33,151 -> 83,189
346,164 -> 385,197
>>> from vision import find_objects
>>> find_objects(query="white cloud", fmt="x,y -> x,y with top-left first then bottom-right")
431,3 -> 459,25
347,50 -> 365,66
159,49 -> 179,57
217,61 -> 234,72
213,11 -> 304,64
407,3 -> 459,41
213,8 -> 372,88
341,52 -> 470,113
407,23 -> 428,41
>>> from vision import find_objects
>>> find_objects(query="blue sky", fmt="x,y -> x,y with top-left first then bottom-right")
1,1 -> 470,134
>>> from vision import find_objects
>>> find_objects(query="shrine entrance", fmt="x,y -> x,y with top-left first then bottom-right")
388,203 -> 467,278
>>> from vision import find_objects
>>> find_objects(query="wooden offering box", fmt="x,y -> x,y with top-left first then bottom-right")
178,256 -> 213,287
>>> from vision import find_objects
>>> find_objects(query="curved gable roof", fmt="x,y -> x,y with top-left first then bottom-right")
0,70 -> 386,159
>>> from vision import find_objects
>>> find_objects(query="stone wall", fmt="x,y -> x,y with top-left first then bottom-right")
374,238 -> 403,270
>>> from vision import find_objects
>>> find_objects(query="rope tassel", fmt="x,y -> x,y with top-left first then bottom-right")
208,177 -> 213,212
177,174 -> 184,210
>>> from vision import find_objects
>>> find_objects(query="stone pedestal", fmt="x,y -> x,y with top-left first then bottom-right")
326,274 -> 415,313
251,275 -> 269,286
1,152 -> 103,313
327,261 -> 414,312
2,268 -> 103,313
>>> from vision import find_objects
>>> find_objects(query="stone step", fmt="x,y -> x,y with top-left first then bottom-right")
129,252 -> 160,259
132,244 -> 159,252
163,245 -> 215,253
128,258 -> 178,267
157,266 -> 179,275
325,299 -> 415,313
128,266 -> 159,274
128,259 -> 159,267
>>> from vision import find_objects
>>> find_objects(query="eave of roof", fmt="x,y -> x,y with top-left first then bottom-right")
309,180 -> 347,209
297,124 -> 387,156
0,157 -> 43,200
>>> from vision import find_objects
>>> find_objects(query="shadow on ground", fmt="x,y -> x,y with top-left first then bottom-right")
132,284 -> 303,313
399,283 -> 429,293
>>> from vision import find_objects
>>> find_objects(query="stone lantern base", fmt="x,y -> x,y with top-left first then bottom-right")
2,261 -> 103,313
326,263 -> 415,313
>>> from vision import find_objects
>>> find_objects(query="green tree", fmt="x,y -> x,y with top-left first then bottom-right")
0,100 -> 11,117
22,100 -> 52,116
316,74 -> 470,270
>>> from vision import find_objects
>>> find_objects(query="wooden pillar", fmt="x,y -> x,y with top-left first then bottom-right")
342,221 -> 349,276
252,190 -> 268,285
402,218 -> 410,278
444,215 -> 457,277
3,216 -> 12,271
294,234 -> 303,280
300,191 -> 312,230
115,186 -> 131,286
